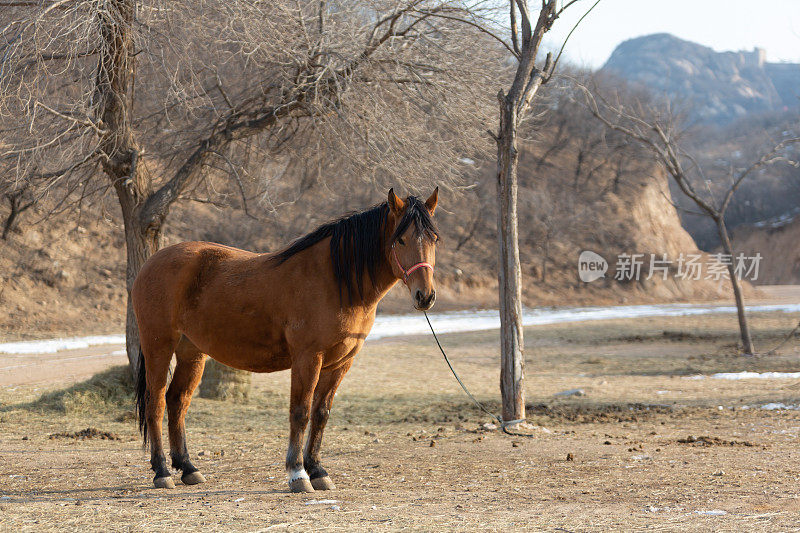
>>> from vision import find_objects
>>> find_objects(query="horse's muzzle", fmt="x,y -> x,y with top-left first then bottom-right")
414,289 -> 436,311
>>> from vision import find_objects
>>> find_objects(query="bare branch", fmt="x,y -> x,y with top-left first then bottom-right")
720,138 -> 800,213
547,0 -> 601,81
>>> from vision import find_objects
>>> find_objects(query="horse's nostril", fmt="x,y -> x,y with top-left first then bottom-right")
414,290 -> 436,309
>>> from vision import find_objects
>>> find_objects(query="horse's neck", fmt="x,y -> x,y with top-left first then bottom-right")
355,250 -> 400,311
350,221 -> 400,310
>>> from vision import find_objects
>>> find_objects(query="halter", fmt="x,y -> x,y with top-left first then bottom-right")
391,242 -> 433,284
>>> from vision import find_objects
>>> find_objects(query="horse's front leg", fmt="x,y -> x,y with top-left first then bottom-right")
304,360 -> 353,490
286,354 -> 323,493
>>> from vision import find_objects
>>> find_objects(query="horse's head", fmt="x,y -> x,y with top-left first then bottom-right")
386,187 -> 439,311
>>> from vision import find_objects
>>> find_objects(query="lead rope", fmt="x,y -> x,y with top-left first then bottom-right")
423,311 -> 534,438
765,319 -> 800,356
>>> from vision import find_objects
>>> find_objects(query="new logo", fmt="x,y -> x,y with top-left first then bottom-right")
578,250 -> 607,282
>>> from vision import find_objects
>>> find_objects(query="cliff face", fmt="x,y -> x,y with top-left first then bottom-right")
603,33 -> 800,123
732,209 -> 800,285
538,165 -> 731,303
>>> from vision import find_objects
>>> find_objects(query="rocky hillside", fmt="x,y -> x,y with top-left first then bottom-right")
603,33 -> 800,124
732,209 -> 800,285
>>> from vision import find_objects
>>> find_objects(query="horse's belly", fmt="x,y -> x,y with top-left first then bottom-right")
183,326 -> 291,373
205,343 -> 292,373
241,350 -> 292,373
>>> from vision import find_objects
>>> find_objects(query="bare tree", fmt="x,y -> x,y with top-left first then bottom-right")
524,186 -> 589,283
1,1 -> 499,369
582,85 -> 800,355
1,180 -> 34,240
488,0 -> 596,424
679,111 -> 800,249
524,75 -> 647,198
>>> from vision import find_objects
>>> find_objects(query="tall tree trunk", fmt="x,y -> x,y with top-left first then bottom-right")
94,0 -> 156,372
491,0 -> 560,425
495,94 -> 525,424
119,195 -> 161,369
716,217 -> 755,355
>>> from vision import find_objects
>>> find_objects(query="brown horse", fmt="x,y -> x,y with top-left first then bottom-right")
131,188 -> 439,492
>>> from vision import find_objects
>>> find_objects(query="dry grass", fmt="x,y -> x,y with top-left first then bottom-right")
26,365 -> 134,416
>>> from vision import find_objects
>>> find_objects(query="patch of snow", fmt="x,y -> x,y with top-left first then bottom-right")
695,509 -> 728,516
645,505 -> 683,513
759,403 -> 799,410
686,371 -> 800,381
752,206 -> 800,229
371,302 -> 800,341
554,388 -> 585,397
304,499 -> 339,505
711,371 -> 800,380
0,335 -> 124,355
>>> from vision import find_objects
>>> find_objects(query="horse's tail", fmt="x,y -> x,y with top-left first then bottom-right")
134,346 -> 149,448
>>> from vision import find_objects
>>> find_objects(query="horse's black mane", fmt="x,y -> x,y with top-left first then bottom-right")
273,196 -> 437,303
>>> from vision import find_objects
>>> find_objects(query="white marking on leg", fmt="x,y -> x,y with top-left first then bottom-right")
288,466 -> 309,483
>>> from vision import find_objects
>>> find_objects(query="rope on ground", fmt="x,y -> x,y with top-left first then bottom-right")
765,320 -> 800,356
423,311 -> 535,438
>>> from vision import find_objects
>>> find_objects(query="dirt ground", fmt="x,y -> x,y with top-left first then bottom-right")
3,309 -> 800,531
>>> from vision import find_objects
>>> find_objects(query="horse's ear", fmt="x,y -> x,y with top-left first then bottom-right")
388,188 -> 405,215
425,186 -> 438,215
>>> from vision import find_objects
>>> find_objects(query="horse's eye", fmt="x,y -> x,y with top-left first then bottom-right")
398,238 -> 405,246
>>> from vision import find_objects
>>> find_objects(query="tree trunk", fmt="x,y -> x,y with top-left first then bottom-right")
716,217 -> 755,355
93,0 -> 156,372
199,359 -> 251,402
495,93 -> 525,424
120,203 -> 161,370
2,195 -> 20,240
2,192 -> 33,240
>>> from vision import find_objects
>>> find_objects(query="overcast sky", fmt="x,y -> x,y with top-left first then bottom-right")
539,0 -> 800,69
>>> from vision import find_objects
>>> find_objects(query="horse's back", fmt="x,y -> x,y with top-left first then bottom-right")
133,241 -> 299,369
132,242 -> 259,326
135,240 -> 255,286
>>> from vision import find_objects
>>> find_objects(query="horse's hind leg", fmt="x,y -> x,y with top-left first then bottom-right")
167,335 -> 207,486
142,334 -> 180,489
